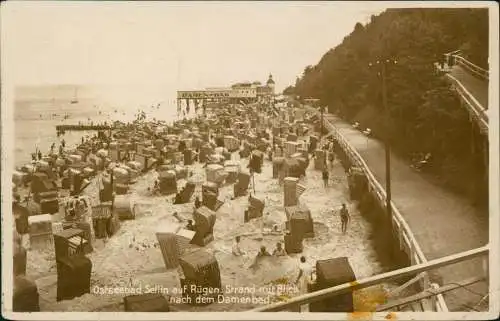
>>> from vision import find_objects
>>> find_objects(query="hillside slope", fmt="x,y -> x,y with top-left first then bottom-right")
290,8 -> 489,205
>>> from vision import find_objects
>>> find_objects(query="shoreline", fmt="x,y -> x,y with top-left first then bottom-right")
13,96 -> 186,167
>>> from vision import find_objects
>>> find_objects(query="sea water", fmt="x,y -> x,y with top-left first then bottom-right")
13,85 -> 184,167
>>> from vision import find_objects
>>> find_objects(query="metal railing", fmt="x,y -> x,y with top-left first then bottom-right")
250,246 -> 488,312
446,73 -> 489,133
319,115 -> 447,310
453,55 -> 489,81
321,114 -> 480,312
255,109 -> 445,311
443,50 -> 489,81
322,116 -> 427,264
438,51 -> 488,133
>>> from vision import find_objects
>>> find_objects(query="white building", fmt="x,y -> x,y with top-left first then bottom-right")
177,73 -> 276,105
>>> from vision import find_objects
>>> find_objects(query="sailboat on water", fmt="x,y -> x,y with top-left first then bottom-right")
70,87 -> 79,104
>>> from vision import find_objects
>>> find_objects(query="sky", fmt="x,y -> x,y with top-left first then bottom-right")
2,1 -> 389,97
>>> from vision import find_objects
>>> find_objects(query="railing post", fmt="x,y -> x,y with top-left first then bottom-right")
482,255 -> 489,280
398,221 -> 404,251
421,271 -> 430,292
409,239 -> 416,265
430,283 -> 439,310
431,283 -> 449,312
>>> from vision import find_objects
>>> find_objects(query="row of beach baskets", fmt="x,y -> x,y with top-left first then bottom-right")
118,255 -> 356,312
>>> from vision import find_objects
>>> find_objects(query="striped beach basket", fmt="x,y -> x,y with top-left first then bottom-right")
156,225 -> 181,269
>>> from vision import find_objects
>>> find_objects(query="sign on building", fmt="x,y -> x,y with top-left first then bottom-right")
177,90 -> 231,99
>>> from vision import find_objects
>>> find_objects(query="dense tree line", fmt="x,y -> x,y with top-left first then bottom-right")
290,8 -> 489,205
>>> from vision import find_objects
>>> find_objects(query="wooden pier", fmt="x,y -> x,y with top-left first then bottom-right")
56,124 -> 112,132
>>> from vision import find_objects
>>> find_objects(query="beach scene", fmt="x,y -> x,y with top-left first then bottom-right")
12,82 -> 392,312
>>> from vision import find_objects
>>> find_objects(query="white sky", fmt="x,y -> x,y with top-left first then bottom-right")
2,2 -> 389,93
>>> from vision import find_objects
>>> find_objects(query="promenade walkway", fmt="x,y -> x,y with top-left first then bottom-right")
324,113 -> 489,311
449,64 -> 489,110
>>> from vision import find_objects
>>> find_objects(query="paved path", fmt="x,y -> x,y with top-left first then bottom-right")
324,114 -> 489,311
449,65 -> 489,110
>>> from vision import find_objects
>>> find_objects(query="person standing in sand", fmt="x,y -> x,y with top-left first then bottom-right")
340,203 -> 350,234
322,168 -> 329,187
232,236 -> 245,256
294,256 -> 314,311
295,256 -> 313,291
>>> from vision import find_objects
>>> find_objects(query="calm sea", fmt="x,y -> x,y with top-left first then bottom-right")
13,85 -> 183,167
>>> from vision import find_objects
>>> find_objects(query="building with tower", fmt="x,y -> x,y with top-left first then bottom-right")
256,73 -> 275,104
176,73 -> 276,108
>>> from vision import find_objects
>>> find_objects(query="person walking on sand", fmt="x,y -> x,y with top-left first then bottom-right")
322,168 -> 329,187
340,203 -> 350,234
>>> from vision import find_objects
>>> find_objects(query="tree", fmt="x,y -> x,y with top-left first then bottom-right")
283,85 -> 295,95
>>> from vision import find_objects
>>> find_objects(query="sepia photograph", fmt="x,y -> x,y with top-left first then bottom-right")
1,1 -> 498,320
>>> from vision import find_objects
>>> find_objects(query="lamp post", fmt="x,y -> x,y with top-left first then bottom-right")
320,105 -> 325,142
369,58 -> 397,218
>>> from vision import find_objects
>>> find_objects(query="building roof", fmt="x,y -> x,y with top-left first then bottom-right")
205,87 -> 231,91
232,82 -> 254,89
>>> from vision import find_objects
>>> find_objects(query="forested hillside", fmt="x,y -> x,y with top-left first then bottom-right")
287,8 -> 489,205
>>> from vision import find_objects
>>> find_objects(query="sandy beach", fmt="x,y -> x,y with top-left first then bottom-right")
14,104 -> 392,312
